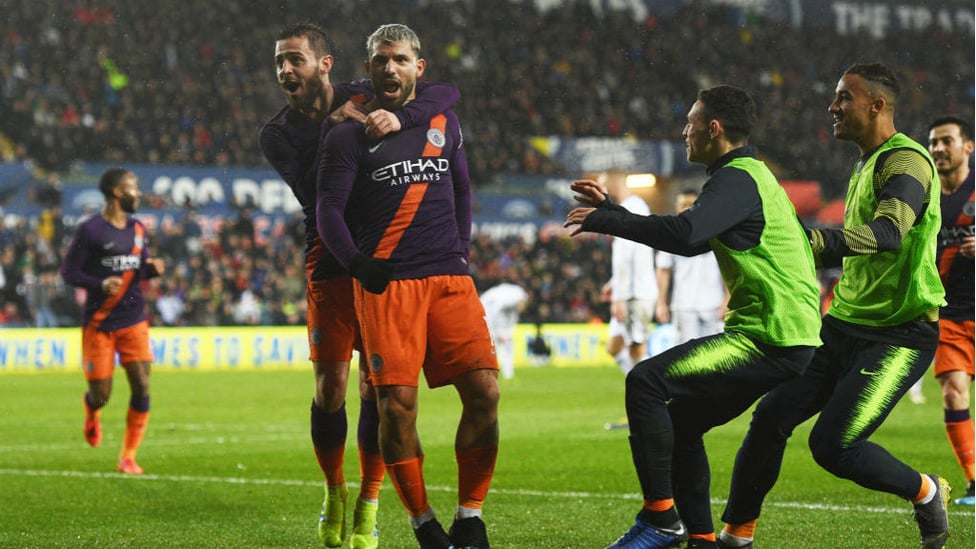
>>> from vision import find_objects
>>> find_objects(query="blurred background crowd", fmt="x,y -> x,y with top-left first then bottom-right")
0,205 -> 612,327
0,0 -> 972,327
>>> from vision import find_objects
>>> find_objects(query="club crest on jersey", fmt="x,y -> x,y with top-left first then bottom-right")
964,201 -> 974,217
134,235 -> 144,249
426,127 -> 446,148
370,353 -> 383,373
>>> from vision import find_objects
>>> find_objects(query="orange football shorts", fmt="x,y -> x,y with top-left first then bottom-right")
934,318 -> 975,377
354,274 -> 497,388
82,320 -> 153,381
307,275 -> 361,362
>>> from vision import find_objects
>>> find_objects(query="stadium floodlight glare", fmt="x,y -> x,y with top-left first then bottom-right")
625,173 -> 656,188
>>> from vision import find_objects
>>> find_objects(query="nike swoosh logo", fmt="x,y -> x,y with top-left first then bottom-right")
368,141 -> 383,153
859,368 -> 878,376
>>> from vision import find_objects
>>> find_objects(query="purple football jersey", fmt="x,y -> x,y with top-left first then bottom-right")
316,110 -> 472,280
60,214 -> 155,331
259,80 -> 461,281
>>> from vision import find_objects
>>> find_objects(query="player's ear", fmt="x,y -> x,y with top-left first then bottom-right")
319,54 -> 334,75
869,95 -> 886,117
708,119 -> 721,139
416,58 -> 426,78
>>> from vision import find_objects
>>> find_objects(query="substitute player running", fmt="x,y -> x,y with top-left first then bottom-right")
719,63 -> 950,549
259,22 -> 459,549
566,85 -> 821,549
61,168 -> 163,475
928,115 -> 975,507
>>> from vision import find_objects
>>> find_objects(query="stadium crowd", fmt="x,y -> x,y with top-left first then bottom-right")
0,205 -> 612,328
0,0 -> 971,328
1,1 -> 972,195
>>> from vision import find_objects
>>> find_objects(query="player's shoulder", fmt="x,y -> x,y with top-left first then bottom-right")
711,162 -> 762,192
131,216 -> 149,231
321,119 -> 368,159
260,105 -> 292,135
440,108 -> 462,126
76,213 -> 103,231
325,117 -> 366,142
879,146 -> 930,165
333,79 -> 373,105
431,110 -> 464,145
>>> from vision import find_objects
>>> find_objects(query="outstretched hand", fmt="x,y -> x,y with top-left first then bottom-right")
564,206 -> 597,236
563,179 -> 608,236
570,179 -> 609,207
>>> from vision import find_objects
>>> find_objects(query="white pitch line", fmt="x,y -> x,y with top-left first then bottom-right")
0,433 -> 306,453
0,468 -> 970,516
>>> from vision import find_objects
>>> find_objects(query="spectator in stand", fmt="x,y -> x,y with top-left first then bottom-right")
155,284 -> 185,326
0,2 -> 969,197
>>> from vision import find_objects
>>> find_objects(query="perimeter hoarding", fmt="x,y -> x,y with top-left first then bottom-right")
0,323 -> 677,374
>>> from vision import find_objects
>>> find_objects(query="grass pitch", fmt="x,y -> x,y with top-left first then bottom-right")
0,366 -> 972,548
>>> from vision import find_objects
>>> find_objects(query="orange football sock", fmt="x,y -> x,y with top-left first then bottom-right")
457,445 -> 498,509
723,520 -> 756,539
120,409 -> 149,460
913,473 -> 934,503
643,498 -> 675,512
946,419 -> 975,482
690,533 -> 717,542
359,447 -> 385,501
387,456 -> 429,517
313,444 -> 346,487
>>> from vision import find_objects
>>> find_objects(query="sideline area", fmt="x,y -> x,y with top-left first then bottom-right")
0,323 -> 678,374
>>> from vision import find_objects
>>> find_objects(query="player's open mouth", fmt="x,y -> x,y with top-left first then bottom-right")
282,81 -> 300,93
382,81 -> 400,95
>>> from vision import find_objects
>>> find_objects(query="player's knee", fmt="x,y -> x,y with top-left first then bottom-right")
748,398 -> 800,444
90,389 -> 111,406
88,379 -> 112,405
940,379 -> 971,409
464,379 -> 500,417
376,387 -> 417,420
808,430 -> 854,477
625,361 -> 666,397
316,383 -> 347,410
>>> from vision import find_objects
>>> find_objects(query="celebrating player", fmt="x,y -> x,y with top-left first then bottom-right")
259,22 -> 460,549
317,24 -> 499,549
927,115 -> 975,507
566,85 -> 822,549
719,63 -> 949,549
